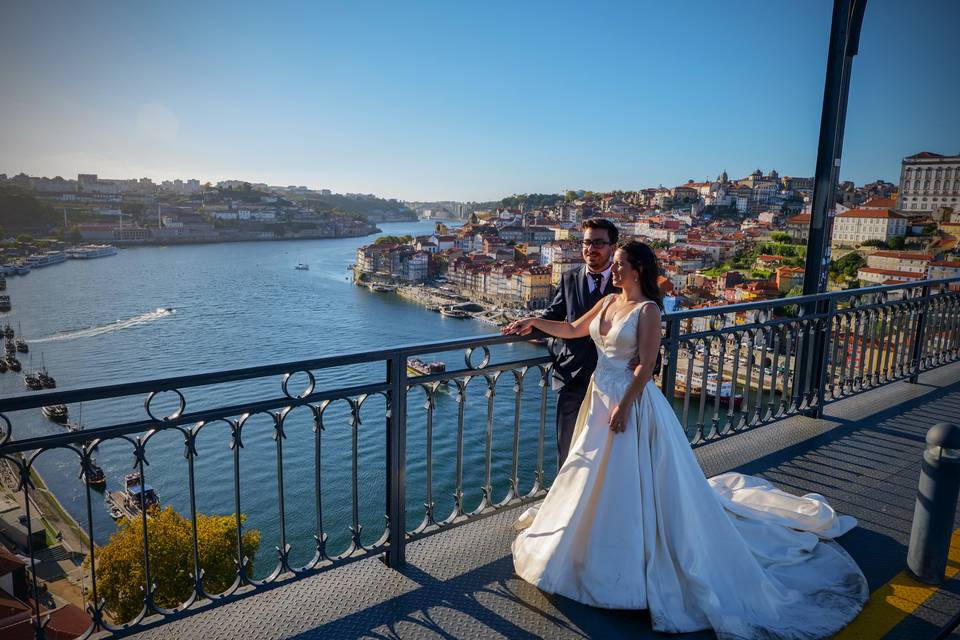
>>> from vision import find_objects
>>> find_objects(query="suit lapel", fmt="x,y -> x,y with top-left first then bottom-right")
578,267 -> 591,314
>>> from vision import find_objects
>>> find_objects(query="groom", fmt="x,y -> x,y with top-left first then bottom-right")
539,218 -> 621,469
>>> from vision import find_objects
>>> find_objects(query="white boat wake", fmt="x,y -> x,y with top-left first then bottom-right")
31,308 -> 176,343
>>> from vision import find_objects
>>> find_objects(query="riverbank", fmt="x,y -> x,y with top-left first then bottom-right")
0,458 -> 91,609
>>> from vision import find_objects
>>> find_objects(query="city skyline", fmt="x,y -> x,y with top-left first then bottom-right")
1,1 -> 958,201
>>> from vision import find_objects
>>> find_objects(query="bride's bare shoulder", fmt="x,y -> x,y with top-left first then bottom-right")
634,300 -> 661,320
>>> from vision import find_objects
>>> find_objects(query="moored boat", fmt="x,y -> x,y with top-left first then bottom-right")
704,375 -> 745,409
407,358 -> 447,377
123,472 -> 160,512
85,461 -> 107,489
16,322 -> 28,352
42,404 -> 69,423
439,306 -> 469,318
5,356 -> 21,372
0,297 -> 10,312
24,373 -> 43,391
25,251 -> 67,268
66,244 -> 118,259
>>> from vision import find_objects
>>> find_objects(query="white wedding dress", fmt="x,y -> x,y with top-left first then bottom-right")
512,298 -> 868,640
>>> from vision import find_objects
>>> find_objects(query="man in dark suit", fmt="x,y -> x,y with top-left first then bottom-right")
538,218 -> 620,469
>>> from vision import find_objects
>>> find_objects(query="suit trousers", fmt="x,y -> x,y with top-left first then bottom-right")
556,377 -> 589,471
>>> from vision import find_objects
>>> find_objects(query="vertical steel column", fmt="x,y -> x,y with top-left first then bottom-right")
385,353 -> 407,567
660,316 -> 680,402
799,0 -> 868,415
910,284 -> 932,383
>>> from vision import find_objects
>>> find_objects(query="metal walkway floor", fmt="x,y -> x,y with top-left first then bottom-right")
124,361 -> 960,640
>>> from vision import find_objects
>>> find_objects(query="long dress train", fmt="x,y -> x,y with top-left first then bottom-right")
512,298 -> 867,640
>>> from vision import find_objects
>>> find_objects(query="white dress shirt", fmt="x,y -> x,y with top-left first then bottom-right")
586,264 -> 613,294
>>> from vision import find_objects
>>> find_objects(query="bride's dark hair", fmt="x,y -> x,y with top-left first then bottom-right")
617,240 -> 663,310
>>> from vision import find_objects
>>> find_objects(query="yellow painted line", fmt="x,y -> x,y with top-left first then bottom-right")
832,529 -> 960,639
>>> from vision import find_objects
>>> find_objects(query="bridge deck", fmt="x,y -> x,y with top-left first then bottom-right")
123,361 -> 960,640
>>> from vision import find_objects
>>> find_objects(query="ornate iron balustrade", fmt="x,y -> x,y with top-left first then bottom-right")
0,276 -> 957,639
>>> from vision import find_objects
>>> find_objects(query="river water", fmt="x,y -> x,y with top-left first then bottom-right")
0,221 -> 560,580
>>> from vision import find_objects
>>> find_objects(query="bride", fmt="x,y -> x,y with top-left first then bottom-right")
502,241 -> 867,640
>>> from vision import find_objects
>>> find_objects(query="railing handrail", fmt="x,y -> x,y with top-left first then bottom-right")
2,276 -> 957,413
0,332 -> 533,413
664,275 -> 960,321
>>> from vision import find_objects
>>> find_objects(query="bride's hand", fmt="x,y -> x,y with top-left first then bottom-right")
609,403 -> 628,433
502,318 -> 536,336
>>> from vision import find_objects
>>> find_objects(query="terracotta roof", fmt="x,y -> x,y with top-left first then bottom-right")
0,589 -> 29,621
837,208 -> 906,219
787,214 -> 811,224
870,251 -> 933,261
862,197 -> 898,209
930,260 -> 960,268
905,151 -> 946,159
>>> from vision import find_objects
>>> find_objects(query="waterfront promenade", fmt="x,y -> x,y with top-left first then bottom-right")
120,360 -> 960,640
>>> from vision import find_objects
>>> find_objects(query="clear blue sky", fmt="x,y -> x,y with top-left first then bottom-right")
1,1 -> 957,201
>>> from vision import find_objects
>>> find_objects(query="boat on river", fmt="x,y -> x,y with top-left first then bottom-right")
25,251 -> 67,269
407,358 -> 446,377
122,472 -> 160,512
42,404 -> 68,423
66,245 -> 118,259
16,322 -> 28,353
85,460 -> 106,489
24,372 -> 43,391
439,306 -> 469,318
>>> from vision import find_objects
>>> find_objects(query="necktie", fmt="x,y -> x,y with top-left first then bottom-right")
589,272 -> 604,303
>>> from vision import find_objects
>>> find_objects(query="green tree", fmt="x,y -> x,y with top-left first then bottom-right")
861,239 -> 887,248
90,507 -> 260,621
770,232 -> 792,243
829,251 -> 866,282
888,235 -> 906,250
0,186 -> 60,233
16,233 -> 33,243
564,190 -> 578,202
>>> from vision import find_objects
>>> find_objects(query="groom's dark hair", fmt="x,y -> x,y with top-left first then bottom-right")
581,218 -> 619,244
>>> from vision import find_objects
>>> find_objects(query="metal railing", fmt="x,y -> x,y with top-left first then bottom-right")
0,276 -> 957,638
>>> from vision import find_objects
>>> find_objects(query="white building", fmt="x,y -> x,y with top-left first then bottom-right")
928,260 -> 960,281
831,208 -> 908,247
898,151 -> 960,213
865,251 -> 932,274
857,267 -> 924,286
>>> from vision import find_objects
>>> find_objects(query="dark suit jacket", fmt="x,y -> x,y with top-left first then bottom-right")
540,265 -> 619,389
540,264 -> 663,389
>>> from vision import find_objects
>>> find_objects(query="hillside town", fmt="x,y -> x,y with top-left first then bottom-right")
353,152 -> 960,315
0,174 -> 422,245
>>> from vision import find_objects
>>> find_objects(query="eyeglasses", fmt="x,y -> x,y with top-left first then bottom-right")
581,240 -> 612,248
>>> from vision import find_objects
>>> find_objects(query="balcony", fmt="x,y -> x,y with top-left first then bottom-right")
0,277 -> 958,639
